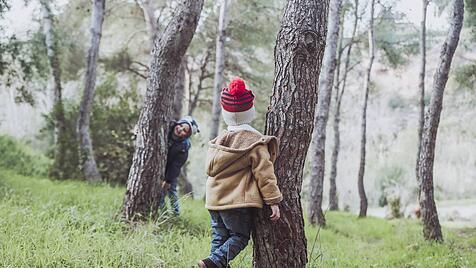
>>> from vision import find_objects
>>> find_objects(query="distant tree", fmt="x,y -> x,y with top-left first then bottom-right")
77,0 -> 106,182
123,0 -> 203,221
135,0 -> 159,49
329,0 -> 359,211
252,0 -> 329,266
309,0 -> 343,227
357,0 -> 375,218
209,0 -> 229,140
39,0 -> 68,179
416,0 -> 429,197
419,0 -> 464,242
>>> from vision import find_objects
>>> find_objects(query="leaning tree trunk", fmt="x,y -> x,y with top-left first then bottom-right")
77,0 -> 105,182
419,0 -> 463,242
252,0 -> 329,267
416,0 -> 428,197
308,0 -> 343,227
209,0 -> 229,140
123,0 -> 203,221
40,0 -> 67,179
329,0 -> 359,211
357,0 -> 375,218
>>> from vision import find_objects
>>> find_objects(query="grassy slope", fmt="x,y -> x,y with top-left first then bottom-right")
0,171 -> 475,268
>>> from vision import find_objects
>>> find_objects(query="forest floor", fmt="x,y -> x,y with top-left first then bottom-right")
1,169 -> 475,268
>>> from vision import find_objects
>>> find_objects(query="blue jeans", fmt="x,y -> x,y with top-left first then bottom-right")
208,208 -> 253,268
159,180 -> 180,215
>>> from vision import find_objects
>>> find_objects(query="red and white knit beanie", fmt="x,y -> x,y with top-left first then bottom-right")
220,77 -> 255,126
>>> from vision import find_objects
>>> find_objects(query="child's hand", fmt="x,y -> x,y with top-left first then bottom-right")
270,204 -> 280,221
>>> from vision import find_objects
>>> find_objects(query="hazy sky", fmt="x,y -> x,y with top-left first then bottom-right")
3,0 -> 448,38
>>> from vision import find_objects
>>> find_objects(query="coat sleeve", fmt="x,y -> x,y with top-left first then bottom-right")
250,144 -> 283,205
164,150 -> 188,183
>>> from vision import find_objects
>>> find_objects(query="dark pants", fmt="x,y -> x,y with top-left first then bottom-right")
208,208 -> 253,268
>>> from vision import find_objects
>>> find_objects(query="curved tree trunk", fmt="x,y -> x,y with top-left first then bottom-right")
419,0 -> 463,242
416,0 -> 428,198
357,0 -> 375,218
209,0 -> 229,140
40,0 -> 67,179
308,0 -> 343,227
77,0 -> 105,182
252,0 -> 329,267
329,0 -> 359,211
123,0 -> 203,221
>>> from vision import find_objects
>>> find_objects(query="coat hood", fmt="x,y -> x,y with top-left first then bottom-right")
206,130 -> 278,177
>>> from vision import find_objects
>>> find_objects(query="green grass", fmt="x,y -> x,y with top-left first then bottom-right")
0,170 -> 475,268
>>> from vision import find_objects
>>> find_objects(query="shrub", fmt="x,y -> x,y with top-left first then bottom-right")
0,135 -> 51,176
40,74 -> 140,184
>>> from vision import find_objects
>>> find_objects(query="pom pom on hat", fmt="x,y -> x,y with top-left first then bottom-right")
220,77 -> 256,126
220,77 -> 254,113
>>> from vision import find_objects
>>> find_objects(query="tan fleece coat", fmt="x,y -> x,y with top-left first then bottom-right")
205,130 -> 283,210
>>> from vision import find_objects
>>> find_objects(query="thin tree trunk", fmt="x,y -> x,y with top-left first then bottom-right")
173,58 -> 186,120
123,0 -> 203,221
136,0 -> 158,50
40,0 -> 67,179
77,0 -> 105,182
416,0 -> 428,197
252,0 -> 329,266
419,0 -> 463,242
209,0 -> 229,140
329,0 -> 359,211
357,0 -> 375,218
173,57 -> 194,196
178,162 -> 193,197
309,0 -> 343,227
188,47 -> 212,115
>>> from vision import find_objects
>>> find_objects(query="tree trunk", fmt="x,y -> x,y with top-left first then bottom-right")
188,47 -> 212,116
357,0 -> 375,218
173,58 -> 187,120
308,0 -> 343,227
209,0 -> 229,140
40,0 -> 67,179
173,57 -> 194,196
419,0 -> 463,242
252,0 -> 329,267
329,0 -> 359,211
178,162 -> 193,197
77,0 -> 105,182
123,0 -> 203,221
416,0 -> 428,197
136,0 -> 158,50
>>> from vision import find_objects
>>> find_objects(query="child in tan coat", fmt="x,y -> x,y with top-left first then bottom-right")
198,78 -> 282,268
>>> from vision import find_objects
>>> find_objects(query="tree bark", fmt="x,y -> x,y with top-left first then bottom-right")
77,0 -> 105,182
329,0 -> 359,211
209,0 -> 229,140
308,0 -> 343,227
123,0 -> 203,221
40,0 -> 67,179
419,0 -> 463,242
252,0 -> 329,267
357,0 -> 375,218
416,0 -> 428,197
